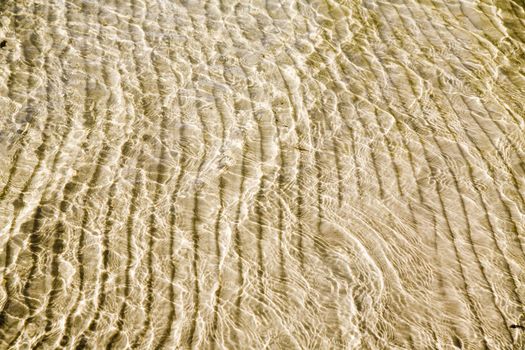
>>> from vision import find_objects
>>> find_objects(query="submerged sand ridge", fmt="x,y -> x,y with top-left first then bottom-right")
0,0 -> 525,348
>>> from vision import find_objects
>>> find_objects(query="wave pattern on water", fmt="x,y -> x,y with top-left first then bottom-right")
0,0 -> 525,349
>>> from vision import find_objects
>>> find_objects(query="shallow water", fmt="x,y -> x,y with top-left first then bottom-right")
0,0 -> 525,349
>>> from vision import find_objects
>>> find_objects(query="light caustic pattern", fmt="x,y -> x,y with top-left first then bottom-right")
0,0 -> 524,349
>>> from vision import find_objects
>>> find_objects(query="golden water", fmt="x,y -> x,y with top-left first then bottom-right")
0,0 -> 525,348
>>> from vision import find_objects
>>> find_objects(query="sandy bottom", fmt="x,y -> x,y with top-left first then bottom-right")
0,0 -> 525,349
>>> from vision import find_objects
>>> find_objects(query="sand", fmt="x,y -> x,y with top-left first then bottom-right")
0,0 -> 524,348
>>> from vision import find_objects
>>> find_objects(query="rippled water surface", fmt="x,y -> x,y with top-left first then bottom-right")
1,0 -> 525,348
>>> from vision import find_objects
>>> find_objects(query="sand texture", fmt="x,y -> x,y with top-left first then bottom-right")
0,0 -> 525,349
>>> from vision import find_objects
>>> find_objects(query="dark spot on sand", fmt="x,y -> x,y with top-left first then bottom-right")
452,335 -> 462,348
52,238 -> 65,254
0,40 -> 6,48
